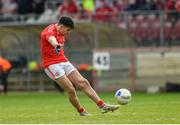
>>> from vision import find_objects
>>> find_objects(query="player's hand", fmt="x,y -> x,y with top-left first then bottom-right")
55,45 -> 61,55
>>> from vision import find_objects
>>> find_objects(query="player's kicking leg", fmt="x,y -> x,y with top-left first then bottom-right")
55,75 -> 92,116
45,64 -> 91,116
67,70 -> 120,114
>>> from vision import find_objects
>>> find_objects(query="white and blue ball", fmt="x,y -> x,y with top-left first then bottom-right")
115,88 -> 131,105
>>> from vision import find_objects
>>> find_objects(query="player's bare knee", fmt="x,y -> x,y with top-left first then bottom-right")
78,78 -> 90,89
84,78 -> 90,86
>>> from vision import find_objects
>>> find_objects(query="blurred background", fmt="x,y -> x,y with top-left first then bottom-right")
0,0 -> 180,94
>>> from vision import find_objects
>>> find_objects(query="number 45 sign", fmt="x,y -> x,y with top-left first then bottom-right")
93,52 -> 110,70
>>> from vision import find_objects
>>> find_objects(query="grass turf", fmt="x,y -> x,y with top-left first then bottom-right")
0,92 -> 180,124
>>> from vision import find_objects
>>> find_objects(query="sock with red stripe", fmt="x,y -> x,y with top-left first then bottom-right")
78,107 -> 85,113
97,100 -> 104,108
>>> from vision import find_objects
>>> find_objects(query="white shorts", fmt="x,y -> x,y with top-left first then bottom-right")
44,61 -> 76,80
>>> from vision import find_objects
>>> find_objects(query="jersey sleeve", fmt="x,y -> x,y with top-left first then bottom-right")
44,29 -> 56,41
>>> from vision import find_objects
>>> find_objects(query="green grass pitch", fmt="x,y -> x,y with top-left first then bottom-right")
0,92 -> 180,124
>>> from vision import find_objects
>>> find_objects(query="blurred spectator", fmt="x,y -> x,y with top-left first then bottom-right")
141,0 -> 156,10
79,3 -> 89,19
17,0 -> 33,14
78,0 -> 94,19
123,0 -> 139,11
0,0 -> 17,21
0,0 -> 179,25
32,0 -> 45,14
0,2 -> 2,13
94,0 -> 116,22
59,0 -> 79,18
166,0 -> 178,22
156,0 -> 164,10
112,0 -> 125,12
166,0 -> 174,15
175,0 -> 180,13
174,0 -> 180,22
82,0 -> 94,13
0,56 -> 12,94
95,0 -> 111,9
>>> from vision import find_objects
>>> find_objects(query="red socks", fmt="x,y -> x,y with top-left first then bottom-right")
97,100 -> 104,107
78,100 -> 104,113
78,107 -> 85,113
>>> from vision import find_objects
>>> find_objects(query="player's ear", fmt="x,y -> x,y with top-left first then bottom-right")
59,24 -> 64,28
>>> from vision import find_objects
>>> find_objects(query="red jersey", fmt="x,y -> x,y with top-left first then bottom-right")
41,24 -> 68,68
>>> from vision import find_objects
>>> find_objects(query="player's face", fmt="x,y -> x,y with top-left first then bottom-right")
58,25 -> 72,36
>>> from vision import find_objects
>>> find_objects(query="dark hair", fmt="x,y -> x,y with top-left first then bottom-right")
58,16 -> 74,29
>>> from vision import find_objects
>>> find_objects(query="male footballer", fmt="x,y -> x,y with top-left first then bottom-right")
41,16 -> 120,116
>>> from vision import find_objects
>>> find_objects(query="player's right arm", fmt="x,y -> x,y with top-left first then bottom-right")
48,36 -> 61,55
48,36 -> 58,47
